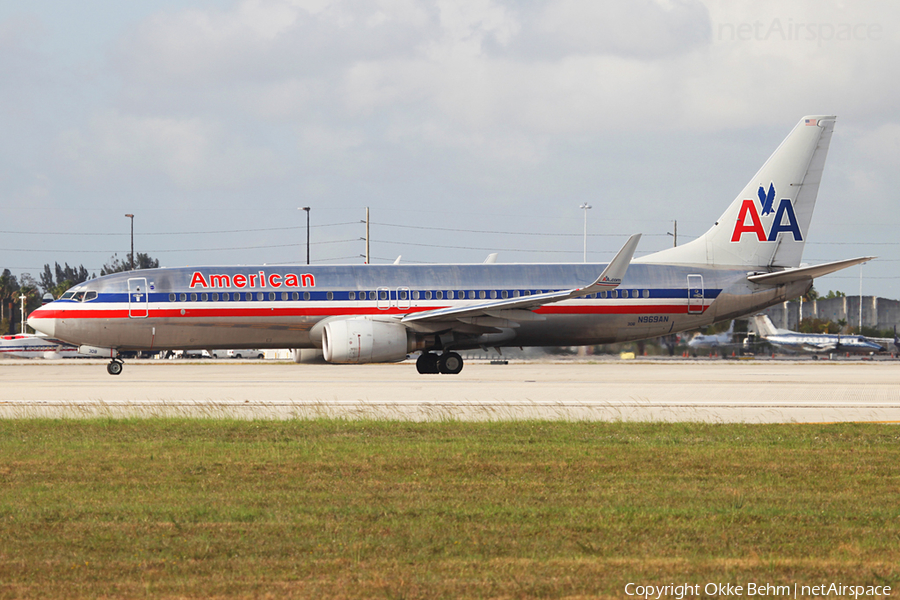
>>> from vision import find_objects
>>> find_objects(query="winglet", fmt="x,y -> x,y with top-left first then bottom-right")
581,234 -> 641,292
401,233 -> 641,325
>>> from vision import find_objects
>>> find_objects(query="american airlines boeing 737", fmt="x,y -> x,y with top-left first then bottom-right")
28,115 -> 874,375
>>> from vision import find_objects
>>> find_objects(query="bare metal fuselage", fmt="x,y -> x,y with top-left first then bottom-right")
33,262 -> 808,353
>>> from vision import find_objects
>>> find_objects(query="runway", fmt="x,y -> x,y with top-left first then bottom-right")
0,359 -> 897,423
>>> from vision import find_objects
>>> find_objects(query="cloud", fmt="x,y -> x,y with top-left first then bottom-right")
54,111 -> 283,190
495,0 -> 712,60
116,0 -> 439,85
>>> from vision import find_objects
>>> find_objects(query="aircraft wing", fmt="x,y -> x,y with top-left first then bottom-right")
401,234 -> 641,326
747,256 -> 875,286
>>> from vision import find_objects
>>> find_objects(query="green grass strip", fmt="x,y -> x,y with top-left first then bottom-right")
0,420 -> 898,599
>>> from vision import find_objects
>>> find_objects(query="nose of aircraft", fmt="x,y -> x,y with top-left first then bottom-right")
27,306 -> 55,337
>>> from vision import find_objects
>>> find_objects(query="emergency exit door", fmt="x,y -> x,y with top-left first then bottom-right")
687,274 -> 704,314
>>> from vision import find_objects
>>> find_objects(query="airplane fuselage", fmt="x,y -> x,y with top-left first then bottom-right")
761,333 -> 884,354
31,262 -> 807,353
0,334 -> 78,359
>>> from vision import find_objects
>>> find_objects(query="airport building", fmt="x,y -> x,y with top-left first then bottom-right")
762,296 -> 900,331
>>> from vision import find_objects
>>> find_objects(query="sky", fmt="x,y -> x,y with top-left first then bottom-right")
1,0 -> 897,298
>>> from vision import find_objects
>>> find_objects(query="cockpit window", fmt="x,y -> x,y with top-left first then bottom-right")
61,291 -> 75,299
83,291 -> 98,302
73,291 -> 86,302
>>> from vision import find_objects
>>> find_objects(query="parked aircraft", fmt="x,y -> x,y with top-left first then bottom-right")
0,333 -> 78,359
28,115 -> 875,375
687,321 -> 738,350
867,327 -> 900,354
748,314 -> 885,355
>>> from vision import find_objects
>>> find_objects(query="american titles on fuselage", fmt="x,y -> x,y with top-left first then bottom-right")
731,182 -> 802,243
189,271 -> 315,289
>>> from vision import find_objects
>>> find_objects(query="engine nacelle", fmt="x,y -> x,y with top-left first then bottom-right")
292,349 -> 326,364
322,318 -> 413,364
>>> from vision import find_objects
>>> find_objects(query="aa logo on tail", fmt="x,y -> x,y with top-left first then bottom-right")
730,183 -> 802,243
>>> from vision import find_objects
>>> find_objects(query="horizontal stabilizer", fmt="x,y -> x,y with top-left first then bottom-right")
747,256 -> 875,286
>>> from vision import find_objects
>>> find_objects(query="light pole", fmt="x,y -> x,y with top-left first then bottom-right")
124,214 -> 134,270
579,203 -> 592,263
299,207 -> 310,265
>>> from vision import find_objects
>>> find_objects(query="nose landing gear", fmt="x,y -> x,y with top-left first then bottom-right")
107,359 -> 124,376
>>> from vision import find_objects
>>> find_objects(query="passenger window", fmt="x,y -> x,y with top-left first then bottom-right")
257,292 -> 265,301
379,290 -> 388,301
369,291 -> 376,301
326,291 -> 333,301
490,290 -> 497,299
268,292 -> 275,301
468,291 -> 475,299
479,291 -> 486,299
446,291 -> 454,299
513,290 -> 520,298
292,292 -> 299,301
201,293 -> 208,301
501,290 -> 508,299
190,293 -> 198,302
425,291 -> 432,300
180,293 -> 187,302
212,293 -> 219,301
303,291 -> 310,301
622,290 -> 629,298
222,292 -> 230,301
412,291 -> 419,300
643,289 -> 650,298
435,291 -> 443,300
169,293 -> 176,302
282,292 -> 289,301
399,290 -> 408,300
348,291 -> 355,300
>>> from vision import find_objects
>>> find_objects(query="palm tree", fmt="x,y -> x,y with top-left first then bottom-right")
0,269 -> 18,323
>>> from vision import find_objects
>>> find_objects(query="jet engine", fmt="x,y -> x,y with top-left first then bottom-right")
322,318 -> 424,364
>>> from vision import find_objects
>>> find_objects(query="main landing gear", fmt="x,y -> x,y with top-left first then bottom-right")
416,351 -> 464,375
107,359 -> 124,376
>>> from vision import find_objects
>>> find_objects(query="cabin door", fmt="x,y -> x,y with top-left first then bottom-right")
128,277 -> 149,318
687,274 -> 704,314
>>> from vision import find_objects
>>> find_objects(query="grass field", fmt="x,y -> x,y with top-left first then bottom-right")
0,420 -> 898,599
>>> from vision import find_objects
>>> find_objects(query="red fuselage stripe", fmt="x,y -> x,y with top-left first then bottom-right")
31,303 -> 706,320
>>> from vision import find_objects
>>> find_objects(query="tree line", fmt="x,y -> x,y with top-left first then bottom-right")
1,252 -> 159,335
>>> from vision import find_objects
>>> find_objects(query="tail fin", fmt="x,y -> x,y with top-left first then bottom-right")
640,115 -> 836,268
752,314 -> 781,338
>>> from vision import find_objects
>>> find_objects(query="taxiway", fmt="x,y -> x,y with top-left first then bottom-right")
0,359 -> 897,422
